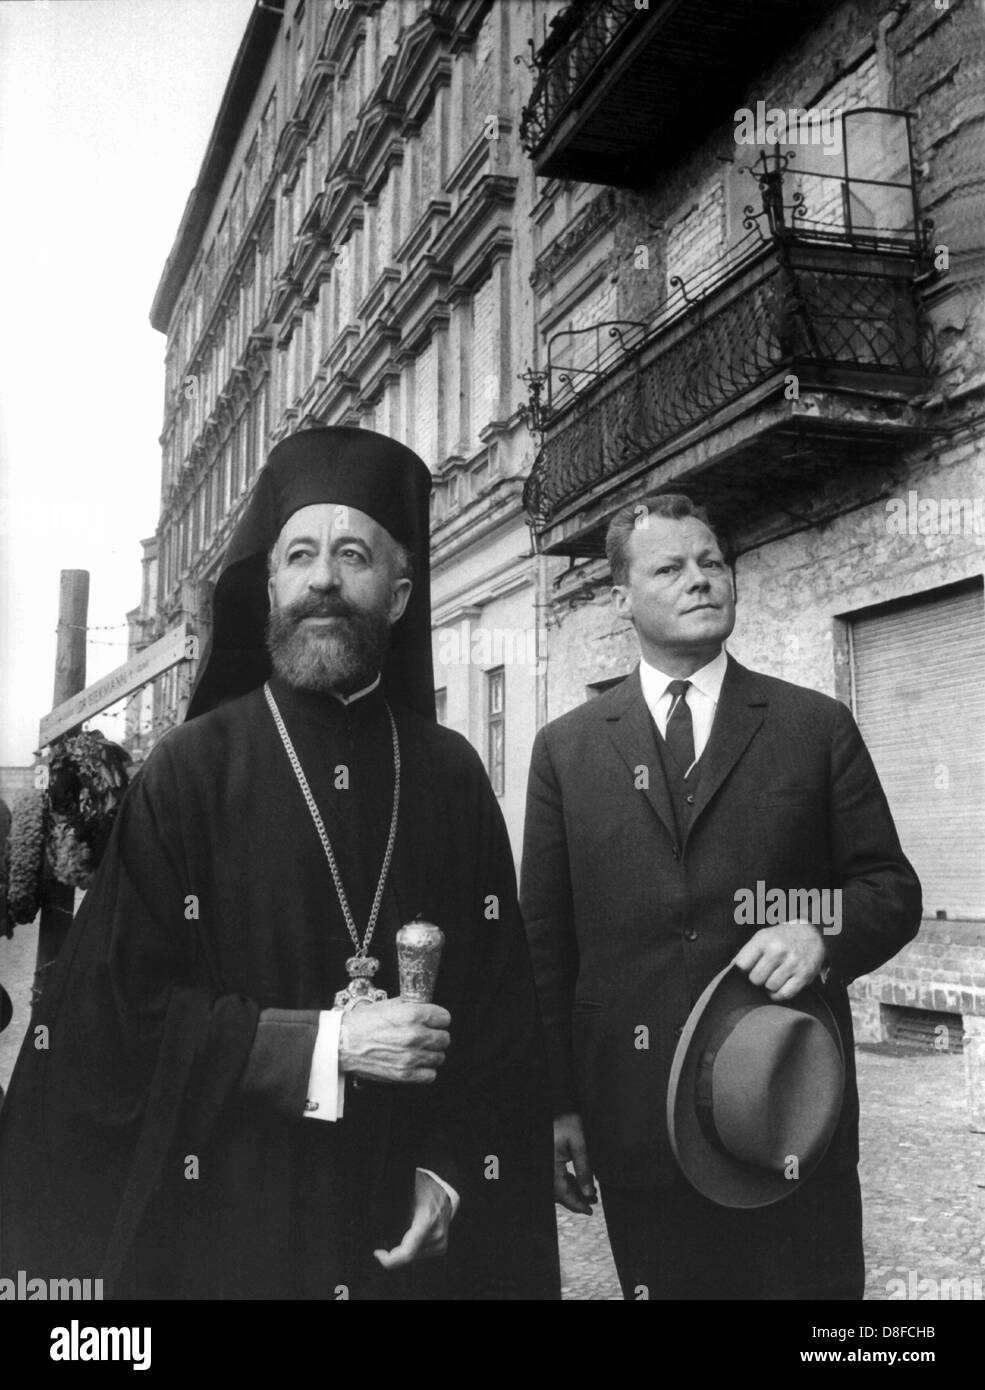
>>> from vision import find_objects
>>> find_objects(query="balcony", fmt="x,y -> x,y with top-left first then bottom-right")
519,0 -> 838,187
523,131 -> 934,555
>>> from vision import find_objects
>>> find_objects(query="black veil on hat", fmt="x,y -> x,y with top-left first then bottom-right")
185,426 -> 435,722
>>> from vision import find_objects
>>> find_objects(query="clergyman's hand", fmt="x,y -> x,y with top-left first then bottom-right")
374,1170 -> 452,1269
732,919 -> 827,1003
554,1112 -> 597,1215
340,1000 -> 451,1084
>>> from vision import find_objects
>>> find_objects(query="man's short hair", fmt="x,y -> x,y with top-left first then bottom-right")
605,494 -> 728,586
267,536 -> 414,581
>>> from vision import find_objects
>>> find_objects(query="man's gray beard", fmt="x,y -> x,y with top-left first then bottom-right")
265,602 -> 390,696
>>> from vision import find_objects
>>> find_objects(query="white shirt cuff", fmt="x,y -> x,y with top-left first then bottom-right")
418,1168 -> 460,1217
303,1009 -> 345,1121
304,1018 -> 459,1220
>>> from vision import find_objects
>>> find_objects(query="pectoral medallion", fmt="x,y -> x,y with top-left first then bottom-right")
333,954 -> 388,1009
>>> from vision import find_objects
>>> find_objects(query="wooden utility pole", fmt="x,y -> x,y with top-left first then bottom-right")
33,570 -> 89,999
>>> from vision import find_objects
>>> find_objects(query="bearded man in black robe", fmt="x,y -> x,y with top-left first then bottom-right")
0,427 -> 560,1300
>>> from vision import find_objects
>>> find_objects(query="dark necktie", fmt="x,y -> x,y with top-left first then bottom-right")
665,679 -> 696,775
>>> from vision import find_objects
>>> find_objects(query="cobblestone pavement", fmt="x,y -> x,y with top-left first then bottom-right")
557,1043 -> 985,1300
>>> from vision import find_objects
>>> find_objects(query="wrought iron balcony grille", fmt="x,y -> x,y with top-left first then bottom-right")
518,0 -> 842,185
519,0 -> 645,157
523,119 -> 930,530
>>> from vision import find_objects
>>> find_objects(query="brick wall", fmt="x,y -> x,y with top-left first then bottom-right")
564,275 -> 619,382
891,0 -> 985,260
414,337 -> 437,467
377,172 -> 394,269
472,6 -> 497,130
379,0 -> 401,55
665,180 -> 727,298
853,923 -> 985,1021
420,102 -> 439,208
470,276 -> 497,449
337,234 -> 354,325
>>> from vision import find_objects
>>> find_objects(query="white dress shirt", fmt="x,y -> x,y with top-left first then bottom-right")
639,648 -> 729,767
640,648 -> 828,975
300,673 -> 459,1213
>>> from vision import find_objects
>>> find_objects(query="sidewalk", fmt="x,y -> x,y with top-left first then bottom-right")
557,1043 -> 985,1300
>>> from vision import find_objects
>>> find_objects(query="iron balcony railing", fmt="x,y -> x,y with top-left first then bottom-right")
523,139 -> 931,529
519,0 -> 643,158
518,0 -> 842,183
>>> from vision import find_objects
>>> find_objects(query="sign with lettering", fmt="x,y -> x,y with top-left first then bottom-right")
39,624 -> 196,747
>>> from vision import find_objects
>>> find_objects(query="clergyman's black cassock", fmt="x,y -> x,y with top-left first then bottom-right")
0,427 -> 560,1299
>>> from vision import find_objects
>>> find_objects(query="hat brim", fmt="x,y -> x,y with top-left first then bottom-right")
667,964 -> 844,1209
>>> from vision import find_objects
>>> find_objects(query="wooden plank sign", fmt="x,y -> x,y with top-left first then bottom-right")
38,623 -> 197,747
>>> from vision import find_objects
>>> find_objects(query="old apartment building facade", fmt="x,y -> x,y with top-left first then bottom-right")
135,0 -> 984,1103
138,0 -> 548,838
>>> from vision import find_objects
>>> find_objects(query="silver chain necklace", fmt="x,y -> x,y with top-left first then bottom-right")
264,680 -> 400,1007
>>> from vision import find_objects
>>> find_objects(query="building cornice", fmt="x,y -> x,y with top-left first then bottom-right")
431,477 -> 526,569
385,252 -> 453,355
388,8 -> 454,115
150,3 -> 283,334
442,0 -> 494,57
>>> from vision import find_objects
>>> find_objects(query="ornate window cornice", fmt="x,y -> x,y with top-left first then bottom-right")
530,188 -> 619,295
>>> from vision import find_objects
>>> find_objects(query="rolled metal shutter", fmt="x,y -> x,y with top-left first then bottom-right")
850,579 -> 985,920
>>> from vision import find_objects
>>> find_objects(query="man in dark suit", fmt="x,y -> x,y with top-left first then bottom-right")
520,493 -> 922,1299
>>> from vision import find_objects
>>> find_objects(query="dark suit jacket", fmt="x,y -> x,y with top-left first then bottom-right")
520,655 -> 922,1192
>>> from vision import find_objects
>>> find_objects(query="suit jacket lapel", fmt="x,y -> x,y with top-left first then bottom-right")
604,669 -> 678,847
685,655 -> 768,844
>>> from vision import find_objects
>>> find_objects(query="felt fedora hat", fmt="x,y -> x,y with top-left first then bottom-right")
667,964 -> 844,1209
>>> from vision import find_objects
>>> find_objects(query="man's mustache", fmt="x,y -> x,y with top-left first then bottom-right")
283,594 -> 358,624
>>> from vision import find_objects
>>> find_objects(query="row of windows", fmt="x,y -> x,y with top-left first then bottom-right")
275,275 -> 501,466
165,230 -> 273,448
167,0 -> 499,425
161,389 -> 268,598
162,271 -> 501,631
166,118 -> 430,468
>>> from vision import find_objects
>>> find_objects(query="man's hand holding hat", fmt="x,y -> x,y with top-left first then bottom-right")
733,920 -> 827,1003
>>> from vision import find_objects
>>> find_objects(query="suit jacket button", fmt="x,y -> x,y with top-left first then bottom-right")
684,927 -> 697,941
685,793 -> 695,804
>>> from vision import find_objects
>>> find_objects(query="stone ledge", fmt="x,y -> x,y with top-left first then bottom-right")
850,974 -> 985,1017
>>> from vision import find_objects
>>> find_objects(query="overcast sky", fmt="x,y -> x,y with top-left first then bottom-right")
0,0 -> 254,766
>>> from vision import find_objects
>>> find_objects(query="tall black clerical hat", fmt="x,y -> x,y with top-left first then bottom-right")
185,426 -> 435,721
